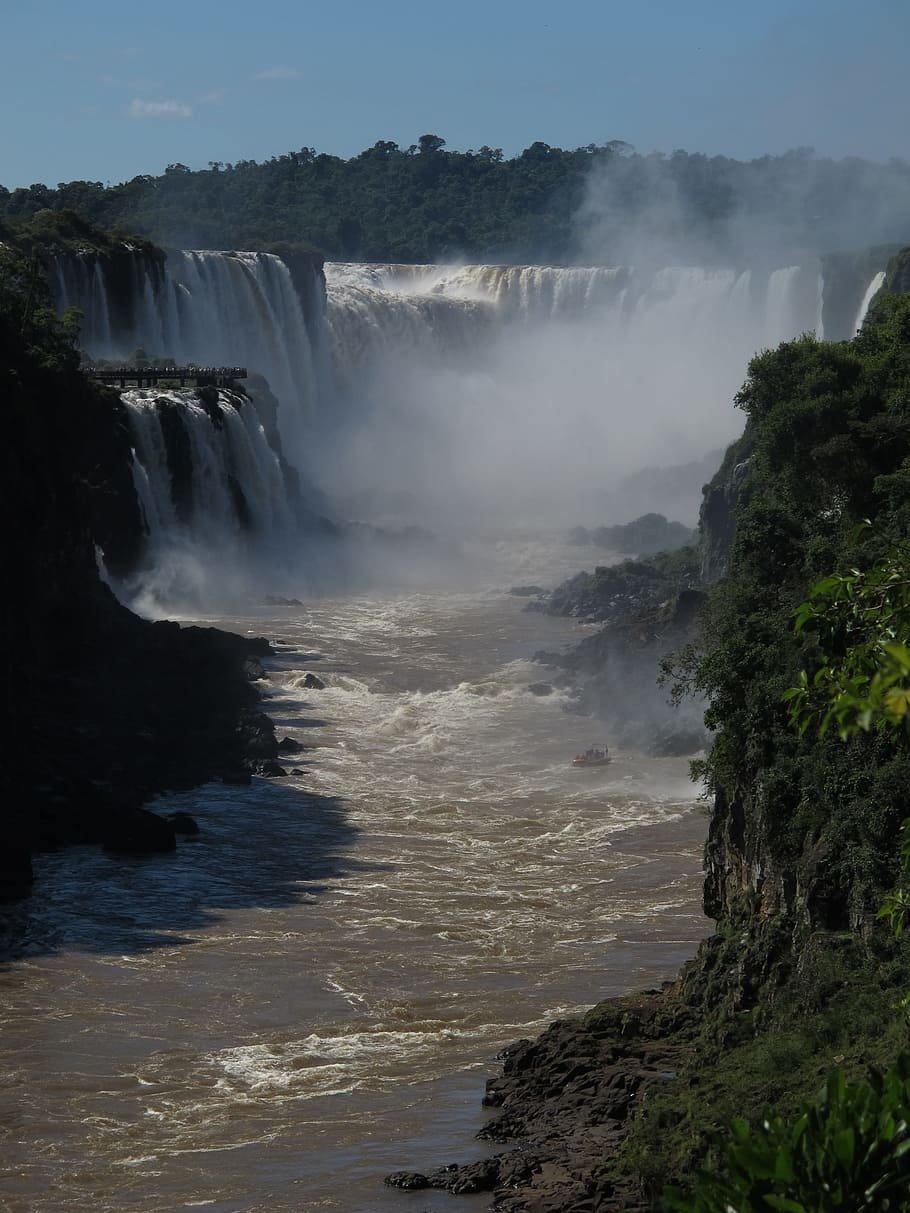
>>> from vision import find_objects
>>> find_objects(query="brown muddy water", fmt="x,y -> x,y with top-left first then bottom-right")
0,538 -> 710,1212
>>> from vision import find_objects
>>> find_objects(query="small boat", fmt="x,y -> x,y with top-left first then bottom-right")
572,745 -> 611,767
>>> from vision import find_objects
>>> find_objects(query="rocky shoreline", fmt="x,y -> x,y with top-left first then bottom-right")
386,988 -> 690,1212
2,569 -> 280,908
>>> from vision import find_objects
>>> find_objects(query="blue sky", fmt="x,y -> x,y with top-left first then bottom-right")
1,0 -> 907,189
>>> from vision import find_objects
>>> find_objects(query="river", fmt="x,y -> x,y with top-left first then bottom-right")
0,536 -> 709,1212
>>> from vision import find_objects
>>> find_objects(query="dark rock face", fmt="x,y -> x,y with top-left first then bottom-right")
886,247 -> 910,296
277,736 -> 303,753
302,672 -> 325,690
3,330 -> 278,898
526,682 -> 554,696
156,398 -> 195,524
698,437 -> 754,585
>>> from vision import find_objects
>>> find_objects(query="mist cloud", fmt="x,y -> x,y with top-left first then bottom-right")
574,148 -> 910,268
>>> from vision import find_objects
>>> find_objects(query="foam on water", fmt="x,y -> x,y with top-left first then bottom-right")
1,540 -> 708,1212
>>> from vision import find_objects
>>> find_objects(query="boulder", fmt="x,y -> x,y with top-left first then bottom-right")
222,769 -> 252,785
527,682 -> 554,696
167,811 -> 200,835
102,808 -> 176,854
277,736 -> 303,753
383,1172 -> 429,1191
257,760 -> 288,778
302,672 -> 325,690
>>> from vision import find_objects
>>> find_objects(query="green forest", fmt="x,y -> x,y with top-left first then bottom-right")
3,139 -> 910,263
641,283 -> 910,1208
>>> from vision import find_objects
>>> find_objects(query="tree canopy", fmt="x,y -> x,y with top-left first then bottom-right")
2,140 -> 910,263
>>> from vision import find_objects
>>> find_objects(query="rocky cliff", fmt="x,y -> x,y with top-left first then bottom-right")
396,268 -> 910,1210
1,222 -> 278,906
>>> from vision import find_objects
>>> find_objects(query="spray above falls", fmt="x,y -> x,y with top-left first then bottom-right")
53,247 -> 891,603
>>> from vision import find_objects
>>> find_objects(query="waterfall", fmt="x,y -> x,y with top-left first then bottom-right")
853,270 -> 887,333
119,388 -> 300,609
762,265 -> 824,347
55,248 -> 842,600
313,260 -> 830,531
54,248 -> 325,471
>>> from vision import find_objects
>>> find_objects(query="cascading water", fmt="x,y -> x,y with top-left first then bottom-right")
853,270 -> 887,332
52,248 -> 888,600
120,388 -> 300,609
317,261 -> 830,532
55,249 -> 325,469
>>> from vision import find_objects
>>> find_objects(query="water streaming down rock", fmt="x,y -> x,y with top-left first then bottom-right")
54,249 -> 325,467
853,270 -> 887,332
120,388 -> 302,606
53,250 -> 892,593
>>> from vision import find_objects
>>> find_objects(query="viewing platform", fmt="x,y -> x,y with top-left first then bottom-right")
87,365 -> 248,388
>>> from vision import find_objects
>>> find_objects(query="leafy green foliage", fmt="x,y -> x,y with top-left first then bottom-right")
783,541 -> 910,951
684,297 -> 910,884
644,292 -> 910,1209
0,241 -> 81,374
664,1060 -> 910,1212
2,142 -> 909,262
784,543 -> 910,740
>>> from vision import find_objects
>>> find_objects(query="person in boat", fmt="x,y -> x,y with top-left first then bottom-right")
574,744 -> 609,762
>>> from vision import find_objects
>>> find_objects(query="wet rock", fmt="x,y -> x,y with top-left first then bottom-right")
527,682 -> 554,696
302,672 -> 325,690
263,595 -> 303,607
167,811 -> 200,835
277,736 -> 303,753
238,711 -> 279,759
102,807 -> 176,854
222,769 -> 252,785
406,994 -> 691,1211
440,1158 -> 502,1194
257,760 -> 288,778
0,844 -> 34,902
383,1172 -> 430,1190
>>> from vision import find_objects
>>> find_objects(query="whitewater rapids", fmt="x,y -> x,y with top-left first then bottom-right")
0,539 -> 708,1212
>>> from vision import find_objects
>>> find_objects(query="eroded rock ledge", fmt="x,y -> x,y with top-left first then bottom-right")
386,990 -> 687,1212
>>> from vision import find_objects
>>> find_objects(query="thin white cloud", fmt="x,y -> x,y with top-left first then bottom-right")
199,88 -> 228,105
252,66 -> 300,81
129,98 -> 192,119
101,75 -> 163,89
